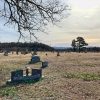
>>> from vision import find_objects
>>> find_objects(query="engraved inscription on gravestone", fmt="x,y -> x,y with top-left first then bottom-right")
11,70 -> 23,82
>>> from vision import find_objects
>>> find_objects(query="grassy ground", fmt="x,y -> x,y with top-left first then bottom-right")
0,52 -> 100,100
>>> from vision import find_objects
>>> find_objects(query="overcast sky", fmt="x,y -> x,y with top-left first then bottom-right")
0,0 -> 100,47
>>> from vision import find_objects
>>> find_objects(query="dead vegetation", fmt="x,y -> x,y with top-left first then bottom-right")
0,52 -> 100,100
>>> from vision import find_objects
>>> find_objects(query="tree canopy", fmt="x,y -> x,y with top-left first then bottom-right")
71,39 -> 76,52
0,0 -> 67,41
71,37 -> 88,52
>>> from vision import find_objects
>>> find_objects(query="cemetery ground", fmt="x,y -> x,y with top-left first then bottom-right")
0,52 -> 100,100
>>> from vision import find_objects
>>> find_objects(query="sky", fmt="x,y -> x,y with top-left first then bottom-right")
0,0 -> 100,47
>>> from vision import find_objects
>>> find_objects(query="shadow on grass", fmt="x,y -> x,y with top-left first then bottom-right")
2,78 -> 43,87
0,78 -> 43,97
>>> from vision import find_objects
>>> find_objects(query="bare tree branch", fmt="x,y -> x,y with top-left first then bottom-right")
0,0 -> 68,41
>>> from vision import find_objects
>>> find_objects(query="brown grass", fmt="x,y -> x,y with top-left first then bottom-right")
0,52 -> 100,100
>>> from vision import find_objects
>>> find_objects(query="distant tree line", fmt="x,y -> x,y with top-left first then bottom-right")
0,40 -> 99,53
86,47 -> 100,52
0,42 -> 54,52
55,47 -> 100,53
55,36 -> 100,53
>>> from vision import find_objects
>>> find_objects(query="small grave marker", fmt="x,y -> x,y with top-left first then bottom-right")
4,51 -> 8,56
41,61 -> 48,68
45,53 -> 48,56
32,51 -> 37,55
57,52 -> 60,56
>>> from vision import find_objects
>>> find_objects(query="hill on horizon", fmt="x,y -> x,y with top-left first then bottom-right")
0,42 -> 54,52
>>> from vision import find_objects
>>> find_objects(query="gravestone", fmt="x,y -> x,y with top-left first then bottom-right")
11,70 -> 23,82
45,53 -> 48,56
29,55 -> 40,64
7,68 -> 42,84
57,52 -> 60,56
21,49 -> 29,55
16,49 -> 19,55
41,61 -> 48,68
32,69 -> 42,80
4,51 -> 8,56
32,51 -> 37,55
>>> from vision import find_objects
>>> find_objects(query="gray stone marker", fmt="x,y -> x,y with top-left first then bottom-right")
32,69 -> 42,80
41,61 -> 48,68
29,55 -> 40,64
11,70 -> 23,82
4,51 -> 8,56
7,68 -> 43,84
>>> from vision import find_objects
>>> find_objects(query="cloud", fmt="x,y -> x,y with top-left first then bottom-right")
0,0 -> 100,47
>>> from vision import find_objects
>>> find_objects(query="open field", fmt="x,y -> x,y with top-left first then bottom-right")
0,52 -> 100,100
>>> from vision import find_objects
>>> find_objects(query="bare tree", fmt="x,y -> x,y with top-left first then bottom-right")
0,0 -> 68,41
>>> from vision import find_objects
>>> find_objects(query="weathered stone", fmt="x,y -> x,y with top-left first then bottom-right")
41,61 -> 48,68
29,55 -> 40,64
7,68 -> 42,84
11,70 -> 23,82
4,52 -> 8,56
32,69 -> 42,80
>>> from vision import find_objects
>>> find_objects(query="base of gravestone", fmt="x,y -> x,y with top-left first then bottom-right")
6,76 -> 44,85
6,68 -> 43,85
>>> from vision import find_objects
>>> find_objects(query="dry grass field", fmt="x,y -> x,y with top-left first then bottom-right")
0,52 -> 100,100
